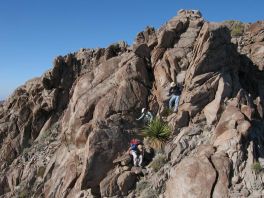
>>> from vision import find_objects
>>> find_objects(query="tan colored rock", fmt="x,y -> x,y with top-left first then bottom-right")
157,30 -> 176,48
241,104 -> 254,120
165,155 -> 216,198
211,153 -> 231,198
75,123 -> 92,148
1,10 -> 264,198
6,167 -> 22,191
44,150 -> 79,198
130,167 -> 142,175
237,120 -> 251,136
117,171 -> 137,196
151,47 -> 166,66
133,43 -> 150,58
122,166 -> 131,171
204,74 -> 232,125
78,127 -> 130,190
100,172 -> 120,197
196,144 -> 215,158
62,55 -> 149,144
135,26 -> 157,48
214,105 -> 244,138
214,129 -> 238,147
113,154 -> 132,166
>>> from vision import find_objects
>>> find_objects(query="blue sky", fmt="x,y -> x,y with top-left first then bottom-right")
0,0 -> 263,100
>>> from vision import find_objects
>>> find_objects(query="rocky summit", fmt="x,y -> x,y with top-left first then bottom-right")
0,9 -> 264,198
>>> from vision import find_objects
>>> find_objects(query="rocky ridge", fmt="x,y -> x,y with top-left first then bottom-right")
0,9 -> 264,197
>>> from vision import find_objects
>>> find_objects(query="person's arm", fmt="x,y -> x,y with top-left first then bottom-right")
136,113 -> 145,120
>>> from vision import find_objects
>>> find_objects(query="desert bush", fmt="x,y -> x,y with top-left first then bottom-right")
252,162 -> 262,174
136,180 -> 151,195
18,188 -> 29,198
149,153 -> 167,172
143,118 -> 171,150
139,188 -> 159,198
224,20 -> 244,37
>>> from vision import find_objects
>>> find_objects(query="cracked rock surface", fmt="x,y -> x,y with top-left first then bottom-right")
0,9 -> 264,198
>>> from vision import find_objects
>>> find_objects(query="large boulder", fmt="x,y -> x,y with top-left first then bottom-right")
117,171 -> 137,196
165,145 -> 231,198
78,126 -> 129,190
165,147 -> 216,198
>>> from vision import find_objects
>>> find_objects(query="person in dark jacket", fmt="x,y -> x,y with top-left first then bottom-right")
168,82 -> 182,112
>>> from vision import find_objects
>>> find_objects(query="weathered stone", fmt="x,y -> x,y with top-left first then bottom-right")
133,43 -> 151,58
131,167 -> 143,175
100,171 -> 120,197
204,74 -> 232,125
211,153 -> 231,198
113,154 -> 132,166
241,189 -> 250,197
165,155 -> 216,198
158,30 -> 176,48
1,9 -> 264,198
78,127 -> 130,190
117,171 -> 137,196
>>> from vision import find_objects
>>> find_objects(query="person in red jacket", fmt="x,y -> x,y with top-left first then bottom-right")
127,139 -> 144,167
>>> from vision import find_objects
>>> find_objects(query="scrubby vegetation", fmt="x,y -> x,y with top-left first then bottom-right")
143,118 -> 171,150
139,188 -> 159,198
252,162 -> 263,174
224,20 -> 244,37
136,180 -> 159,198
149,153 -> 167,172
136,180 -> 151,195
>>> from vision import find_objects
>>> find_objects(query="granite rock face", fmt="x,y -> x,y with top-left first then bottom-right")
0,10 -> 264,198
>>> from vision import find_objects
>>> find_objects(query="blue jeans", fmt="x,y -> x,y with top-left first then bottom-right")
169,95 -> 180,111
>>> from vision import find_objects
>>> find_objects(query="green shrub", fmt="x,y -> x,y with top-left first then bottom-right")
143,118 -> 171,150
252,162 -> 262,174
231,26 -> 244,37
224,20 -> 244,37
18,189 -> 29,198
149,153 -> 167,172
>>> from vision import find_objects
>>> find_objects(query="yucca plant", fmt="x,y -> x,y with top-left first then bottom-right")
142,118 -> 171,150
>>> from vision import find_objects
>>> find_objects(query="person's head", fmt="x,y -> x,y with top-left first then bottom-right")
141,108 -> 147,113
170,82 -> 176,88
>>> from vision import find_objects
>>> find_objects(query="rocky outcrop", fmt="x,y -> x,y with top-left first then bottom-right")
0,9 -> 264,198
165,145 -> 231,198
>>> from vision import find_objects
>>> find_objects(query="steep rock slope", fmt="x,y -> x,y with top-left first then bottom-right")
0,10 -> 264,198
